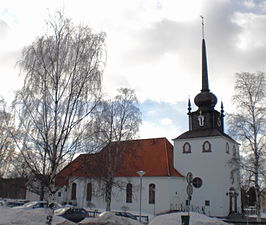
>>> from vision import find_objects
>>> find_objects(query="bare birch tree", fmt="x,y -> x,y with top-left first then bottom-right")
88,88 -> 142,211
12,11 -> 105,225
0,99 -> 16,178
228,71 -> 266,221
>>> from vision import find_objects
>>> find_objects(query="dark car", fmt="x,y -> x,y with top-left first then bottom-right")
55,207 -> 87,223
113,211 -> 138,221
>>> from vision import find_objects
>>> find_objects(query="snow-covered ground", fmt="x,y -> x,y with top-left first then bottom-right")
0,206 -> 230,225
0,206 -> 74,225
149,212 -> 229,225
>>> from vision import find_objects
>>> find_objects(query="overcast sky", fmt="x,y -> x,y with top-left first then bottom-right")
1,0 -> 266,141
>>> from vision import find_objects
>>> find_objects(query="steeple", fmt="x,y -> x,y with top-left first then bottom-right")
201,16 -> 209,92
202,39 -> 209,92
194,17 -> 217,111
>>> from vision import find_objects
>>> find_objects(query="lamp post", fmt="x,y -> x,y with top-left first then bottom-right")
137,170 -> 145,223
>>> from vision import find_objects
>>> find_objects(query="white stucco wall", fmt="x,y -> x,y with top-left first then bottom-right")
174,135 -> 241,217
56,176 -> 186,215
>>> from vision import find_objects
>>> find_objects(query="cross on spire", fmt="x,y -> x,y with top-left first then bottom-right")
200,15 -> 205,39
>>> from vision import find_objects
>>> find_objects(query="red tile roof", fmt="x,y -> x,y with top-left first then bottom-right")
56,137 -> 183,186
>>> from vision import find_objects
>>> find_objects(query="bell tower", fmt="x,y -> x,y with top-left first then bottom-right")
173,18 -> 241,217
188,19 -> 224,133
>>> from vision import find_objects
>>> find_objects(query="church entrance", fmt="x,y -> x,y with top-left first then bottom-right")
227,187 -> 238,214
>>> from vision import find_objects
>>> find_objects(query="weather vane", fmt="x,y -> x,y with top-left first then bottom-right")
200,15 -> 205,39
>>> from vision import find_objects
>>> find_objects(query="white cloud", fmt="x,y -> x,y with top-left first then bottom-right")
1,0 -> 266,138
243,0 -> 256,8
139,121 -> 181,142
160,118 -> 172,126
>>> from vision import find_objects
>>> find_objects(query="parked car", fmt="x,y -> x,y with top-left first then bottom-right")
114,211 -> 138,221
6,201 -> 27,207
0,199 -> 28,207
99,211 -> 138,221
14,201 -> 62,210
54,207 -> 87,223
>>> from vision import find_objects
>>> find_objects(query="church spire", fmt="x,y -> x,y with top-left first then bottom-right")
181,17 -> 225,133
201,16 -> 209,92
202,39 -> 209,92
194,17 -> 217,110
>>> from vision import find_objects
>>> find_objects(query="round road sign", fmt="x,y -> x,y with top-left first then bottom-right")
187,184 -> 193,196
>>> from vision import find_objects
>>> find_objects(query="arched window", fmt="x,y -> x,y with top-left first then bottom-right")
86,183 -> 92,201
226,142 -> 230,154
149,184 -> 155,204
71,183 -> 77,200
202,141 -> 211,152
126,183 -> 132,203
183,142 -> 191,153
232,145 -> 237,157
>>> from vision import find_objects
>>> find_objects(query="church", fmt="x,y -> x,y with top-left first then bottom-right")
55,35 -> 241,218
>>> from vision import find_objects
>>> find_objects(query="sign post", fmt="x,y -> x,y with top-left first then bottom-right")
182,172 -> 194,225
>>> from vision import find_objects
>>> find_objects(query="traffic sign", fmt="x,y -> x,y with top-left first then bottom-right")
187,184 -> 193,196
186,172 -> 193,184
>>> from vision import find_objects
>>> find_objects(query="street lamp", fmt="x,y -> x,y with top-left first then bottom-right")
137,170 -> 145,222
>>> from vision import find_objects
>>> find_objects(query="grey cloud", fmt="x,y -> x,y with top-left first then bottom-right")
125,19 -> 199,64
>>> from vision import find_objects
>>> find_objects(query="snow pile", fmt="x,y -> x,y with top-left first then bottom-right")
149,212 -> 229,225
80,212 -> 141,225
0,206 -> 74,225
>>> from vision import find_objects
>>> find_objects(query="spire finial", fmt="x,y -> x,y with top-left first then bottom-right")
221,101 -> 224,116
188,98 -> 192,114
200,15 -> 205,39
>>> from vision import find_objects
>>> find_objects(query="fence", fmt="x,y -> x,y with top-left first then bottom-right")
86,210 -> 149,224
223,221 -> 266,225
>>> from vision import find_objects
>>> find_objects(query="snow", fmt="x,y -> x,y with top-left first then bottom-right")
149,212 -> 229,225
0,206 -> 75,225
80,212 -> 141,225
0,206 -> 230,225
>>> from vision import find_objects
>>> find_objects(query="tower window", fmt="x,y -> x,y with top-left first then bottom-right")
192,177 -> 203,188
126,183 -> 132,203
205,200 -> 210,206
202,141 -> 211,152
226,142 -> 230,154
183,142 -> 191,154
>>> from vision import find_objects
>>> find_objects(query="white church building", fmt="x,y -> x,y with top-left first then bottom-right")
55,37 -> 241,218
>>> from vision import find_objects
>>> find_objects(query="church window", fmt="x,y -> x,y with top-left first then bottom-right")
197,113 -> 205,127
149,184 -> 155,204
202,141 -> 211,152
126,183 -> 132,203
87,183 -> 92,201
192,177 -> 203,188
205,200 -> 210,206
226,142 -> 230,154
58,192 -> 61,197
183,142 -> 191,153
232,145 -> 237,157
71,183 -> 77,200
